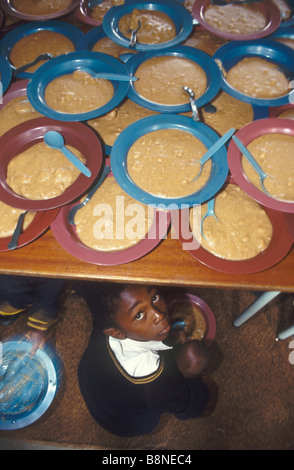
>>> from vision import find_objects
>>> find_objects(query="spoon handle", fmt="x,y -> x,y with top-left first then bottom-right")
93,72 -> 137,82
61,147 -> 91,178
232,136 -> 266,177
201,128 -> 235,164
68,166 -> 111,225
8,212 -> 27,250
12,54 -> 51,76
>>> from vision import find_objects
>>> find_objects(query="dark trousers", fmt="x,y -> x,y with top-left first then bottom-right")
0,275 -> 64,318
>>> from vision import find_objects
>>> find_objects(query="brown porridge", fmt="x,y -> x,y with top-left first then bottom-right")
6,141 -> 86,200
277,109 -> 294,119
11,0 -> 72,16
74,176 -> 153,251
199,91 -> 254,136
87,99 -> 159,147
190,183 -> 273,260
90,0 -> 124,22
168,303 -> 207,343
242,133 -> 294,201
92,36 -> 133,58
118,9 -> 176,44
127,128 -> 212,198
9,31 -> 75,73
0,201 -> 35,238
0,96 -> 42,137
226,57 -> 290,99
181,28 -> 228,56
134,56 -> 207,105
203,4 -> 267,35
45,71 -> 114,114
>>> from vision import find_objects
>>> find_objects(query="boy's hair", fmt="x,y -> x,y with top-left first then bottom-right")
73,281 -> 129,331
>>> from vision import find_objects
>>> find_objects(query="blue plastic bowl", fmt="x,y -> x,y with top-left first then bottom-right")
77,24 -> 106,51
0,20 -> 84,79
213,39 -> 294,107
27,51 -> 130,122
124,45 -> 222,113
0,54 -> 12,96
102,0 -> 193,51
268,25 -> 294,45
110,114 -> 229,208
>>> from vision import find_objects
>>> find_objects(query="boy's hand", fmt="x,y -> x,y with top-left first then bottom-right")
175,340 -> 209,378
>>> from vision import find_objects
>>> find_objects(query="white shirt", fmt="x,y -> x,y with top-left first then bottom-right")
108,336 -> 172,378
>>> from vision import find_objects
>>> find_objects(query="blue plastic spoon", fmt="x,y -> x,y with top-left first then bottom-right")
171,320 -> 186,331
192,128 -> 235,181
44,131 -> 91,178
200,198 -> 218,239
77,66 -> 137,82
232,135 -> 271,197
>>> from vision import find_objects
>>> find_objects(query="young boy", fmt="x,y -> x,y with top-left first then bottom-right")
75,282 -> 210,437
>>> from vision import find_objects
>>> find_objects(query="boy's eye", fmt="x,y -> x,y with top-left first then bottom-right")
152,293 -> 159,302
135,312 -> 144,321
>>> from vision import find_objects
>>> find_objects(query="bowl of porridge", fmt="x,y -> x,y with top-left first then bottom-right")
77,24 -> 136,59
75,0 -> 124,27
110,114 -> 229,208
124,45 -> 222,113
1,0 -> 80,21
0,117 -> 103,211
166,293 -> 216,347
192,0 -> 281,41
228,118 -> 294,213
0,202 -> 59,252
0,80 -> 43,138
0,20 -> 83,79
51,169 -> 171,265
172,178 -> 293,273
27,51 -> 131,122
213,39 -> 294,107
102,0 -> 193,51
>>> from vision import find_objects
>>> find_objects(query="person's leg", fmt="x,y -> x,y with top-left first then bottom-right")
27,278 -> 65,331
0,275 -> 35,324
0,275 -> 65,327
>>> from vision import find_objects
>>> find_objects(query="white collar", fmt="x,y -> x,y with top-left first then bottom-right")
108,336 -> 172,378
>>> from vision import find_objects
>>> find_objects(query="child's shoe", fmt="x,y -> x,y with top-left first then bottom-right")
0,301 -> 30,325
27,306 -> 58,332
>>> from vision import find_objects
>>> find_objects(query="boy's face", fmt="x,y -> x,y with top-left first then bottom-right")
109,285 -> 170,342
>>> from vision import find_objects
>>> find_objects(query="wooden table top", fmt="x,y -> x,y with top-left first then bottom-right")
0,14 -> 293,293
0,226 -> 293,292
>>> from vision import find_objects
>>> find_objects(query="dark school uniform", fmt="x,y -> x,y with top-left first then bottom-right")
78,328 -> 209,437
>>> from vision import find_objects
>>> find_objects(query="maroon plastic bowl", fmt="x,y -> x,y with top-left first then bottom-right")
0,117 -> 103,211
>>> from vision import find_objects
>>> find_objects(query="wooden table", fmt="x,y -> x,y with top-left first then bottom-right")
0,14 -> 293,295
0,226 -> 293,292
